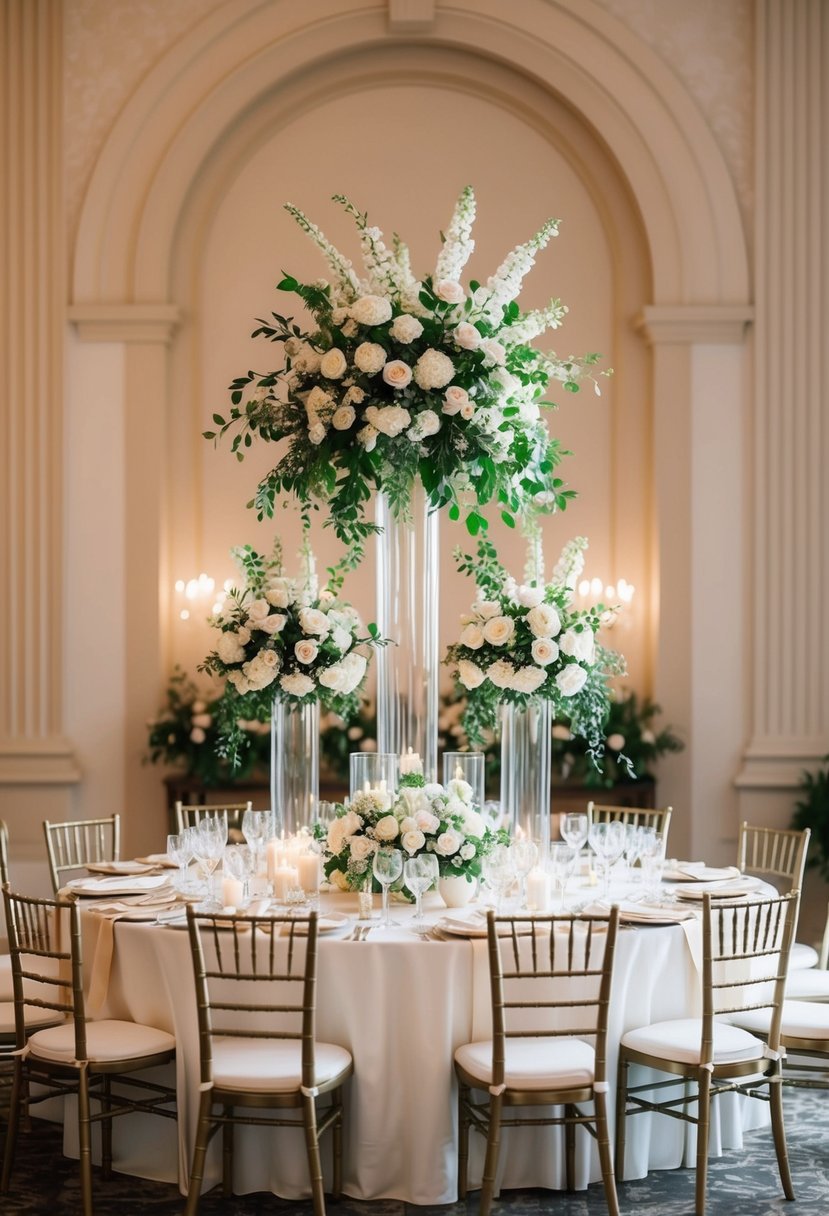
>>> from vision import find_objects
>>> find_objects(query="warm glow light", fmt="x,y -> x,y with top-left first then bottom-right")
174,579 -> 185,592
590,576 -> 603,597
223,578 -> 234,591
179,609 -> 190,620
578,578 -> 590,597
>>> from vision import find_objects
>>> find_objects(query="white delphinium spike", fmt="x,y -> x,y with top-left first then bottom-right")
471,217 -> 560,325
522,517 -> 544,586
392,233 -> 416,289
284,203 -> 361,303
501,299 -> 568,345
332,195 -> 408,298
434,185 -> 477,282
551,537 -> 589,594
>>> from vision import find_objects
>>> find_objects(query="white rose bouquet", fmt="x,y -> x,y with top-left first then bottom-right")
200,538 -> 382,769
205,187 -> 609,569
316,776 -> 508,895
445,536 -> 628,768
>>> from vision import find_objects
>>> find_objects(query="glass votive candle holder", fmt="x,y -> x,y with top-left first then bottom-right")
349,752 -> 399,801
443,751 -> 485,809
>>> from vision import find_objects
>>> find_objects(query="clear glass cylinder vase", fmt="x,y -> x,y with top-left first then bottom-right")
374,484 -> 440,782
270,698 -> 319,837
499,699 -> 552,853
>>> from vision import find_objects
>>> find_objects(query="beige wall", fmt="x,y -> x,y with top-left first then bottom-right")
2,1 -> 826,931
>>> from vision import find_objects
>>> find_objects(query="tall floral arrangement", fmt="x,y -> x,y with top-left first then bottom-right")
205,188 -> 607,568
444,537 -> 627,767
200,539 -> 382,769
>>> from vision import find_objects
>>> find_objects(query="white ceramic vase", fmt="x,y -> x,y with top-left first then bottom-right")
438,875 -> 475,908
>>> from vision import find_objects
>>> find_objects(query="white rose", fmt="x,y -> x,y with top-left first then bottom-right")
339,651 -> 367,692
382,360 -> 413,389
255,613 -> 287,635
357,424 -> 378,451
442,385 -> 469,416
457,659 -> 485,689
351,295 -> 393,326
435,829 -> 462,856
279,672 -> 315,697
480,337 -> 506,366
473,600 -> 501,620
527,603 -> 562,638
259,649 -> 278,668
434,279 -> 466,304
308,422 -> 326,445
409,409 -> 441,441
459,401 -> 476,421
330,625 -> 352,654
354,342 -> 387,375
364,404 -> 411,437
517,585 -> 544,608
373,815 -> 400,842
332,405 -> 356,430
487,660 -> 515,689
447,778 -> 473,803
246,598 -> 270,622
400,816 -> 418,834
482,615 -> 515,646
191,713 -> 212,728
226,670 -> 250,694
189,727 -> 206,744
415,810 -> 441,834
320,348 -> 348,379
607,733 -> 626,751
460,842 -> 476,861
266,580 -> 291,609
349,835 -> 377,862
453,322 -> 481,351
531,637 -> 559,666
556,664 -> 588,696
295,639 -> 319,665
389,314 -> 423,343
559,628 -> 596,664
317,663 -> 348,693
460,623 -> 484,650
292,346 -> 322,375
510,665 -> 547,694
299,607 -> 330,637
217,632 -> 247,664
413,348 -> 455,390
402,829 -> 426,855
462,810 -> 486,838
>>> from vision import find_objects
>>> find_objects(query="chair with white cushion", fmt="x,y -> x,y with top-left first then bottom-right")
454,907 -> 621,1216
615,891 -> 799,1216
785,900 -> 829,1000
43,814 -> 121,893
732,997 -> 829,1093
737,822 -> 814,969
184,906 -> 352,1216
1,889 -> 177,1214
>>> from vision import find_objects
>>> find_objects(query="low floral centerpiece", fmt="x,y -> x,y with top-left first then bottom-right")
316,770 -> 507,899
445,536 -> 627,768
200,539 -> 382,770
205,187 -> 607,566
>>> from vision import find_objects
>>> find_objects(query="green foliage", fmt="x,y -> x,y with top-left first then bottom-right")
792,755 -> 829,882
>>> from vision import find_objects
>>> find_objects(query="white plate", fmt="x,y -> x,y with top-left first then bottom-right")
85,860 -> 157,876
675,877 -> 763,901
134,854 -> 178,869
436,915 -> 488,938
66,874 -> 170,897
665,863 -> 742,883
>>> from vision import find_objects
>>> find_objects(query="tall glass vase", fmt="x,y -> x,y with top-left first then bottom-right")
270,698 -> 319,837
500,699 -> 552,854
374,484 -> 440,782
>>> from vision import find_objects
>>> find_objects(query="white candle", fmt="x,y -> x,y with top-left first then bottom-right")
266,838 -> 281,882
526,867 -> 551,912
272,864 -> 299,902
454,763 -> 464,781
297,852 -> 320,894
400,747 -> 422,775
222,876 -> 245,909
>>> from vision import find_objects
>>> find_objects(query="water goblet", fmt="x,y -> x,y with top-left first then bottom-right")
372,847 -> 403,929
623,824 -> 643,882
223,844 -> 255,906
403,855 -> 436,928
482,843 -> 516,914
166,833 -> 191,879
193,819 -> 226,910
548,843 -> 578,909
638,829 -> 666,901
588,820 -> 626,900
561,813 -> 589,878
242,809 -> 273,887
510,837 -> 539,910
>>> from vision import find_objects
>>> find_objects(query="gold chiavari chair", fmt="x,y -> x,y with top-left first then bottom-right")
0,818 -> 8,886
785,900 -> 829,1000
587,801 -> 673,843
43,814 -> 121,893
184,906 -> 352,1216
615,891 -> 799,1216
454,908 -> 621,1216
737,823 -> 813,969
1,889 -> 177,1215
174,800 -> 252,840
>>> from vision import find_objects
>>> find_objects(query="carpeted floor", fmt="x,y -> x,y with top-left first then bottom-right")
1,1086 -> 827,1214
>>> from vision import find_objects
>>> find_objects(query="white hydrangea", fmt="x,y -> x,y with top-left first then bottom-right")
413,349 -> 455,390
351,295 -> 393,326
354,342 -> 387,375
363,405 -> 411,437
510,665 -> 547,694
556,664 -> 588,696
279,672 -> 315,697
389,314 -> 423,343
408,409 -> 441,442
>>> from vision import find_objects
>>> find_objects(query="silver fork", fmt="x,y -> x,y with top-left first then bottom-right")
348,923 -> 368,941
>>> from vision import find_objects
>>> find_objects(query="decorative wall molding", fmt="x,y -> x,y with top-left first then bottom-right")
637,305 -> 754,345
0,741 -> 81,786
68,302 -> 181,344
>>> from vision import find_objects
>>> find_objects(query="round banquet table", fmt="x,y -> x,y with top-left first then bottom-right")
65,883 -> 773,1204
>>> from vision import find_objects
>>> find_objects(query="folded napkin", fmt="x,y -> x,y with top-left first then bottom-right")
675,878 -> 761,901
85,860 -> 157,876
67,874 -> 169,894
663,861 -> 742,883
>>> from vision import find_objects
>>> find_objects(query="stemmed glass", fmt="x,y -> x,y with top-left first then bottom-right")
510,837 -> 539,910
561,813 -> 589,877
372,847 -> 403,929
403,854 -> 438,929
587,820 -> 626,899
242,809 -> 273,891
482,843 -> 516,913
623,824 -> 643,882
638,829 -> 666,901
192,819 -> 226,910
166,832 -> 192,881
548,843 -> 578,909
223,844 -> 255,907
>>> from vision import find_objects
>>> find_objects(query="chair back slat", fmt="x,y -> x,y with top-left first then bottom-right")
42,815 -> 120,892
587,802 -> 672,844
0,819 -> 9,886
174,801 -> 252,835
737,822 -> 810,892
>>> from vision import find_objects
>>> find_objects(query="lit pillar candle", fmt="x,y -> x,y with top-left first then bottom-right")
222,876 -> 245,909
399,748 -> 422,776
526,867 -> 551,912
297,852 -> 321,894
272,865 -> 299,902
266,839 -> 281,882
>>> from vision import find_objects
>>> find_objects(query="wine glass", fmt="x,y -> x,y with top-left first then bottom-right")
510,837 -> 538,910
242,809 -> 273,887
482,843 -> 516,914
166,832 -> 192,879
561,813 -> 589,877
548,843 -> 578,908
403,854 -> 437,928
623,824 -> 643,882
192,819 -> 226,910
588,820 -> 626,899
223,844 -> 255,906
638,829 -> 666,901
372,847 -> 403,929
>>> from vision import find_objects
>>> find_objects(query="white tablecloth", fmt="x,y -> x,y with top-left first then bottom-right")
62,879 -> 774,1204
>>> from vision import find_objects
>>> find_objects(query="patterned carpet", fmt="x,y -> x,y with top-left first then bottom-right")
1,1086 -> 827,1214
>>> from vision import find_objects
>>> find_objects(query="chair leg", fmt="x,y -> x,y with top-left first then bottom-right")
0,1058 -> 23,1193
769,1076 -> 795,1200
594,1090 -> 620,1216
480,1092 -> 503,1216
222,1106 -> 234,1197
302,1091 -> 326,1216
457,1082 -> 470,1200
565,1106 -> 576,1192
101,1074 -> 113,1179
331,1089 -> 344,1200
694,1069 -> 712,1216
78,1065 -> 94,1216
184,1090 -> 214,1216
614,1053 -> 629,1182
